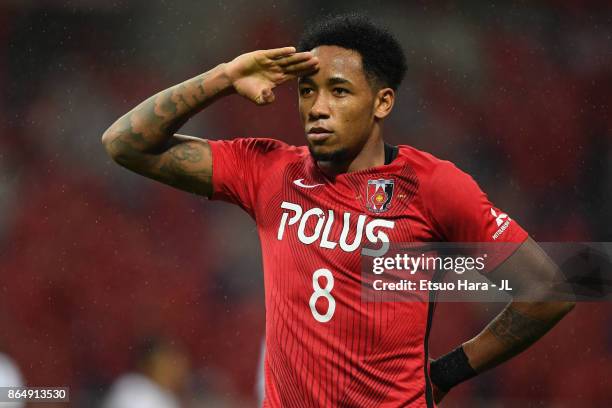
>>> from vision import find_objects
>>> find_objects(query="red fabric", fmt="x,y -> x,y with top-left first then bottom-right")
208,138 -> 528,407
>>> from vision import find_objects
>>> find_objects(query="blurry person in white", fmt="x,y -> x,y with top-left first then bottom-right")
0,352 -> 24,408
102,337 -> 190,408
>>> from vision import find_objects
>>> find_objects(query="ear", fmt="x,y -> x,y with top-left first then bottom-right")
373,87 -> 395,119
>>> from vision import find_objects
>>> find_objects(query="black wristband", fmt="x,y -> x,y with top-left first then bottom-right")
429,345 -> 477,392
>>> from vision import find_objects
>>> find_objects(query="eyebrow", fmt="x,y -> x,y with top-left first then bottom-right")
328,76 -> 352,86
298,77 -> 315,86
298,76 -> 353,86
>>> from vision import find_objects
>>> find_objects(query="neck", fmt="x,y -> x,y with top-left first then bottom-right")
317,126 -> 385,176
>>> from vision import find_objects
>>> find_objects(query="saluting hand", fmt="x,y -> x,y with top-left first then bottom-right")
224,46 -> 319,105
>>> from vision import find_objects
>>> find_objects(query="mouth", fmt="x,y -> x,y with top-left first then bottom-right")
307,126 -> 334,143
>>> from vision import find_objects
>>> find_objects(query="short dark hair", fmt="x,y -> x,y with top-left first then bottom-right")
298,13 -> 407,91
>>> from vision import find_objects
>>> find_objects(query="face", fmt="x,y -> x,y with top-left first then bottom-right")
150,345 -> 190,392
298,46 -> 381,164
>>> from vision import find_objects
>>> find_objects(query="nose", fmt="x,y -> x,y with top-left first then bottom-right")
308,93 -> 330,121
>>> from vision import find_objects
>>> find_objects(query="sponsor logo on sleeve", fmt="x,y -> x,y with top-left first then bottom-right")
491,208 -> 511,240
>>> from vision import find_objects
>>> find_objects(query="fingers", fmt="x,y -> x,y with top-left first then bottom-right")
255,88 -> 275,105
262,47 -> 319,78
275,51 -> 314,67
264,46 -> 296,59
283,58 -> 319,76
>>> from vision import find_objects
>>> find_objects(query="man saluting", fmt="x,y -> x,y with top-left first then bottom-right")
103,13 -> 574,407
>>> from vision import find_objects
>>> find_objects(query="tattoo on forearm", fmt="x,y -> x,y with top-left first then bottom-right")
487,306 -> 553,349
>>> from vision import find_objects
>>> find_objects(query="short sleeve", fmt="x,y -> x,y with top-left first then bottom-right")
425,161 -> 528,244
208,138 -> 285,219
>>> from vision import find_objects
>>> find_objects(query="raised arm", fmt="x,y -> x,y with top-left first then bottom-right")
101,47 -> 318,196
430,237 -> 575,402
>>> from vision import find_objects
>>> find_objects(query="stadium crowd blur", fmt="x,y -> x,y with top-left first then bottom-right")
0,1 -> 610,406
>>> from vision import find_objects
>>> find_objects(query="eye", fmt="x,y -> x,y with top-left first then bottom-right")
333,87 -> 349,96
299,87 -> 314,97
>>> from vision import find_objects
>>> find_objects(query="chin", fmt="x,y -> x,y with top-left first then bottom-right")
308,145 -> 349,163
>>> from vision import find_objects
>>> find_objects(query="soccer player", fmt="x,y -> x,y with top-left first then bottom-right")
102,14 -> 574,407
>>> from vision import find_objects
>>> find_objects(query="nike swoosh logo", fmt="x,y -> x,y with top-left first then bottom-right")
293,179 -> 324,188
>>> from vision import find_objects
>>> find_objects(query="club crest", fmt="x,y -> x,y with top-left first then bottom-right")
366,179 -> 394,213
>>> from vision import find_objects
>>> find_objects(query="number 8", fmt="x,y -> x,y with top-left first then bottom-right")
309,268 -> 336,322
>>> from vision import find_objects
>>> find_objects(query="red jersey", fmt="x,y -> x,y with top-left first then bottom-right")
209,138 -> 528,407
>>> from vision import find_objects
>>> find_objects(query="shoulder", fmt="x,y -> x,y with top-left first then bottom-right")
395,145 -> 486,215
208,137 -> 306,161
396,145 -> 468,189
207,137 -> 296,154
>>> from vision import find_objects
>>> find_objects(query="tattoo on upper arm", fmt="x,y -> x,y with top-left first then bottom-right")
107,72 -> 210,158
104,72 -> 217,196
169,142 -> 203,163
487,306 -> 552,349
156,141 -> 212,196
